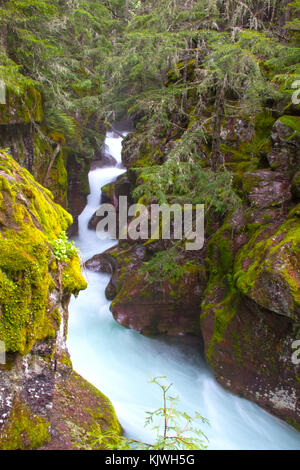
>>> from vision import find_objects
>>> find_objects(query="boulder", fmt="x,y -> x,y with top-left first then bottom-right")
243,170 -> 292,208
267,116 -> 300,171
201,206 -> 300,427
93,242 -> 205,339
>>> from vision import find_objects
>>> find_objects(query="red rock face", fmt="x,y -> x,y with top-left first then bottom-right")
111,271 -> 203,337
201,295 -> 300,426
243,170 -> 292,209
200,203 -> 300,427
87,243 -> 205,341
40,371 -> 121,450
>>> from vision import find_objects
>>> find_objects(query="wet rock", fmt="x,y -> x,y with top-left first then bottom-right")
243,170 -> 292,208
111,270 -> 204,337
67,157 -> 91,236
85,253 -> 117,274
201,291 -> 300,426
99,243 -> 206,338
40,371 -> 121,450
93,150 -> 117,168
201,206 -> 300,427
235,208 -> 300,321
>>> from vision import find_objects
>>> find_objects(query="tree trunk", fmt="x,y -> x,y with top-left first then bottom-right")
43,143 -> 61,186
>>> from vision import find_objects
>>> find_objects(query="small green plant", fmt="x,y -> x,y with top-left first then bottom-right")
140,246 -> 189,284
50,231 -> 80,262
89,376 -> 209,450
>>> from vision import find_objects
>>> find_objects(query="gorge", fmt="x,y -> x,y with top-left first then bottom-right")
0,0 -> 299,452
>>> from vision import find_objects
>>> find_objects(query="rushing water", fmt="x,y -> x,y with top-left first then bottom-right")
67,130 -> 300,450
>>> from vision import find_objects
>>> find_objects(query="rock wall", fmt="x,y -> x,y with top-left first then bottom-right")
0,150 -> 121,449
93,105 -> 300,428
0,86 -> 95,234
0,87 -> 70,208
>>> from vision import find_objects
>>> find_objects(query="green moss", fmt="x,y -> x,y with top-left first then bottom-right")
201,278 -> 239,362
32,133 -> 69,207
206,223 -> 234,277
254,111 -> 275,150
0,399 -> 50,450
293,173 -> 300,184
101,182 -> 114,199
286,418 -> 300,432
0,149 -> 86,354
59,352 -> 72,368
200,218 -> 246,362
233,210 -> 300,317
278,115 -> 300,134
166,59 -> 195,86
51,371 -> 122,450
0,86 -> 43,125
62,255 -> 87,295
49,150 -> 68,207
221,111 -> 275,185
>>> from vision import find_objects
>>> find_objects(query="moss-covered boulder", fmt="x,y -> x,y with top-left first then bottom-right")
200,206 -> 300,426
0,150 -> 120,449
234,207 -> 300,320
0,150 -> 85,355
0,87 -> 69,209
40,371 -> 121,450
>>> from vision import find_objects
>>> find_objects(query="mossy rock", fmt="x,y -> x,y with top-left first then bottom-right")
33,132 -> 69,208
41,371 -> 121,450
0,149 -> 86,355
0,398 -> 50,450
242,170 -> 291,208
109,245 -> 205,337
292,171 -> 300,199
0,86 -> 43,125
277,115 -> 300,136
267,116 -> 300,171
234,208 -> 300,320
